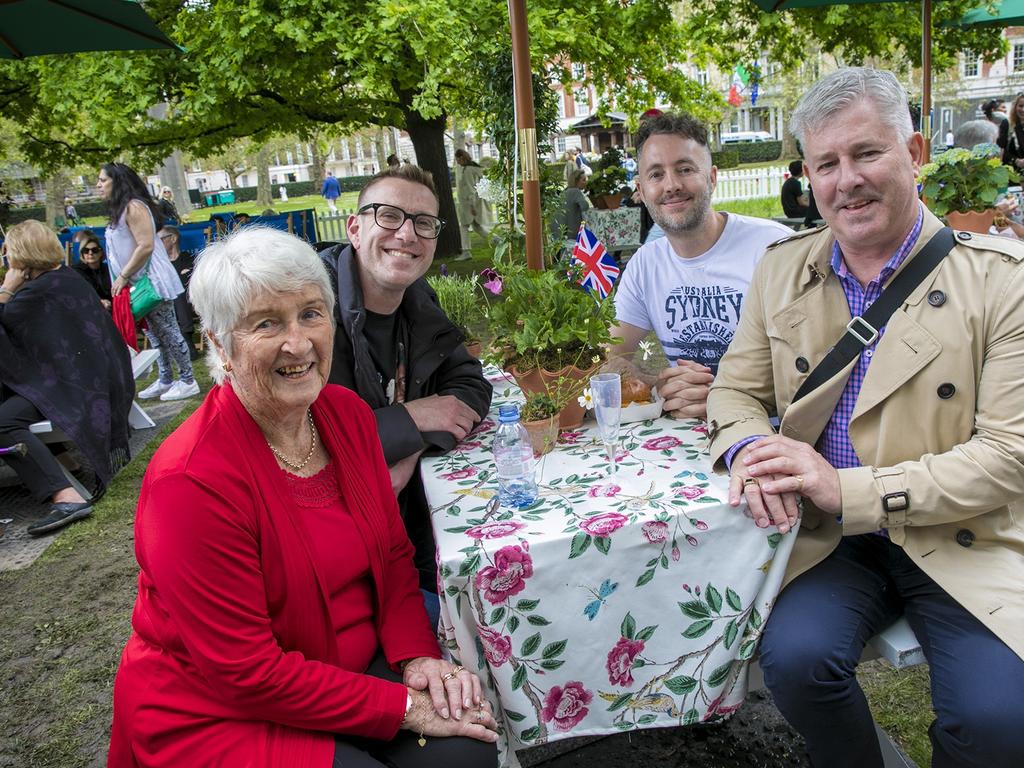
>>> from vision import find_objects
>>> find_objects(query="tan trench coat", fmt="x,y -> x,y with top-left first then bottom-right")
707,208 -> 1024,661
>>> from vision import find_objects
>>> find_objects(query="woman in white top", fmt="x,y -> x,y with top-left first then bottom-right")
97,163 -> 199,401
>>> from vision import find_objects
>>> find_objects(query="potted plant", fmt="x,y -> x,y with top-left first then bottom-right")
520,391 -> 560,456
482,263 -> 618,427
426,273 -> 484,357
587,147 -> 629,210
918,143 -> 1019,233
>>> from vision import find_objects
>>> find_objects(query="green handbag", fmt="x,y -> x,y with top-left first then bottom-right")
129,273 -> 162,320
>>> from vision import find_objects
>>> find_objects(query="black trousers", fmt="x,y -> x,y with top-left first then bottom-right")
0,391 -> 70,503
333,654 -> 497,768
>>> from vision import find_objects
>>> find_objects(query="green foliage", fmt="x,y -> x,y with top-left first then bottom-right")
425,274 -> 482,342
711,149 -> 740,170
715,196 -> 784,219
731,141 -> 783,164
484,263 -> 617,372
521,391 -> 560,421
587,147 -> 629,199
918,144 -> 1018,216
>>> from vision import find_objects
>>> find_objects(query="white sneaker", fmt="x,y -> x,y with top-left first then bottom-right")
160,380 -> 201,401
138,380 -> 172,400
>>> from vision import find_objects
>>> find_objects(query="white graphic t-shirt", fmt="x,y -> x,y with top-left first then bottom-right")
614,213 -> 791,373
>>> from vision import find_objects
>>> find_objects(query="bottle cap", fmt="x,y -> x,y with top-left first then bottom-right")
497,404 -> 520,422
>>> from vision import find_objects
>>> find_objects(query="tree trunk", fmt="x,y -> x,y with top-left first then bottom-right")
44,171 -> 69,232
310,137 -> 325,188
374,127 -> 388,172
400,104 -> 460,258
256,145 -> 272,208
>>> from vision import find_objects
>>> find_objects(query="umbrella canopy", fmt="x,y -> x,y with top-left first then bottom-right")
749,0 -> 938,159
0,0 -> 177,59
955,0 -> 1024,26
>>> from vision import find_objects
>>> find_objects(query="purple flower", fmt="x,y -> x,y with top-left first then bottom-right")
480,268 -> 503,295
541,681 -> 593,732
606,637 -> 645,686
439,264 -> 449,276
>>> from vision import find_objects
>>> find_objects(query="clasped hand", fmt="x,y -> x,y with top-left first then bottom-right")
401,657 -> 498,742
657,359 -> 714,419
728,435 -> 842,534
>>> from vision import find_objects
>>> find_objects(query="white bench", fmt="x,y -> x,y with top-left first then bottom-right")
748,616 -> 923,768
128,348 -> 160,429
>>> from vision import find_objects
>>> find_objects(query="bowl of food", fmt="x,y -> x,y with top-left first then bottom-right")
620,377 -> 663,423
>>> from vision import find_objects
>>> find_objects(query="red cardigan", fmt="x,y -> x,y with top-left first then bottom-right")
108,384 -> 440,768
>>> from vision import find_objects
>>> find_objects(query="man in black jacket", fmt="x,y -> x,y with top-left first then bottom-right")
321,165 -> 492,612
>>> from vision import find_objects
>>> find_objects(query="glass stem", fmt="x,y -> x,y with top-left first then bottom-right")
605,441 -> 616,475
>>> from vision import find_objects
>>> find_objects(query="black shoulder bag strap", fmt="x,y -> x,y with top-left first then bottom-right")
791,226 -> 956,405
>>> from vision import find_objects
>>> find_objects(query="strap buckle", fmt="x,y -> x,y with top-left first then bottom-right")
881,491 -> 909,513
846,316 -> 879,346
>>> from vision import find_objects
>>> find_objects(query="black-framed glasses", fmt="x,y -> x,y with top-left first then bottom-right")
80,246 -> 102,254
357,202 -> 444,239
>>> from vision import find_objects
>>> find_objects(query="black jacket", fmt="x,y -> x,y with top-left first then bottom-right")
320,244 -> 492,588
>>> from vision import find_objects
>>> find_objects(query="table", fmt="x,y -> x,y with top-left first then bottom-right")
583,207 -> 641,250
422,371 -> 797,766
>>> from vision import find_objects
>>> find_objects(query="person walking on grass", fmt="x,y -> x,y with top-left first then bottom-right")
322,170 -> 341,214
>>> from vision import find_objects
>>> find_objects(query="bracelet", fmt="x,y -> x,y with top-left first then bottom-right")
401,691 -> 426,748
0,288 -> 15,298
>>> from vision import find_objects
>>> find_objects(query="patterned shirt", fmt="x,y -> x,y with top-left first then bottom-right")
818,205 -> 924,468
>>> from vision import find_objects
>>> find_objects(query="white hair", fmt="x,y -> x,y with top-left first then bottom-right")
790,67 -> 914,146
188,226 -> 335,384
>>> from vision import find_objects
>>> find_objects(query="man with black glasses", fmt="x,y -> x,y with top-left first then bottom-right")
320,165 -> 491,623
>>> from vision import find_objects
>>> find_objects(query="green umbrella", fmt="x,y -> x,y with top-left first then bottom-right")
955,0 -> 1024,26
750,0 -> 940,159
0,0 -> 177,59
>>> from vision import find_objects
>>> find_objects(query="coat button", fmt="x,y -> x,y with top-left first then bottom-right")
937,383 -> 956,399
955,529 -> 975,547
956,231 -> 972,241
927,290 -> 946,307
795,356 -> 809,373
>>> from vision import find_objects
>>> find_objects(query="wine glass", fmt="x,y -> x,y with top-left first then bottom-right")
589,373 -> 622,476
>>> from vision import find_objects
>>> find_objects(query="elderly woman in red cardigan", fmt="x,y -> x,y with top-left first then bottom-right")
108,227 -> 498,768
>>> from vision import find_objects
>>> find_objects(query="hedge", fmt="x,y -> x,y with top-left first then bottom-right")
732,140 -> 783,164
712,150 -> 741,169
7,198 -> 108,225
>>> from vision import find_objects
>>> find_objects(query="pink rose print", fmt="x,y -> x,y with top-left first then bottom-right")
674,485 -> 705,500
614,449 -> 630,463
579,512 -> 628,537
642,436 -> 683,451
466,521 -> 526,540
641,520 -> 669,544
671,545 -> 681,561
686,534 -> 699,548
606,637 -> 645,686
704,693 -> 743,721
541,681 -> 593,732
470,418 -> 495,435
587,483 -> 621,498
559,430 -> 586,445
478,626 -> 513,667
441,466 -> 479,481
475,545 -> 534,604
690,519 -> 709,531
692,424 -> 709,436
454,440 -> 483,452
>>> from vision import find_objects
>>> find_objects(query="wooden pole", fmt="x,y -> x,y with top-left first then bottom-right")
508,0 -> 544,271
921,0 -> 932,162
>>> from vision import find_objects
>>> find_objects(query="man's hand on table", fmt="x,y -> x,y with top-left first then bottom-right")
389,449 -> 424,495
728,436 -> 842,534
404,395 -> 479,441
657,360 -> 714,419
402,656 -> 498,742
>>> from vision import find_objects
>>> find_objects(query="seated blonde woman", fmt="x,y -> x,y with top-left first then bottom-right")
108,227 -> 498,768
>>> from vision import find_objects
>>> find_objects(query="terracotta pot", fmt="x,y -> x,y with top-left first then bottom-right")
522,415 -> 559,457
507,364 -> 546,396
595,194 -> 621,210
508,361 -> 599,429
464,341 -> 483,359
945,209 -> 994,234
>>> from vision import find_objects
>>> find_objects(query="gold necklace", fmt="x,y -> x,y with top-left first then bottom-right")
266,411 -> 318,472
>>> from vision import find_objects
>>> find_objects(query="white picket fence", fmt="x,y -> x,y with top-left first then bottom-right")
315,209 -> 355,243
713,166 -> 788,203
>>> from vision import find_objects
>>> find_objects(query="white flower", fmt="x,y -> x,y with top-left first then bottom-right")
638,339 -> 654,361
578,387 -> 595,410
475,177 -> 503,204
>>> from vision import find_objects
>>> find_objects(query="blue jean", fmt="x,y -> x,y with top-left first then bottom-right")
760,534 -> 1024,768
142,300 -> 194,385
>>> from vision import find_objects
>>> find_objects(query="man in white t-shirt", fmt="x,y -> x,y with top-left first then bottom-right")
609,112 -> 791,419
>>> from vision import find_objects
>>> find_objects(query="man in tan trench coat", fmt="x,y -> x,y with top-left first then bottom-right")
707,68 -> 1024,767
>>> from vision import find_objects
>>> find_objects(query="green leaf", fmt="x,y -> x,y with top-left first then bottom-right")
682,708 -> 700,726
725,587 -> 742,612
516,599 -> 540,611
614,721 -> 636,731
679,599 -> 710,619
457,554 -> 481,577
511,665 -> 527,690
636,568 -> 656,587
527,615 -> 551,626
705,585 -> 722,614
505,710 -> 526,722
489,607 -> 506,624
594,535 -> 611,555
739,640 -> 757,660
542,640 -> 567,659
446,584 -> 460,597
683,619 -> 714,639
569,531 -> 592,558
621,612 -> 636,639
767,532 -> 782,549
606,692 -> 634,712
749,607 -> 763,629
723,619 -> 738,650
507,615 -> 520,633
540,658 -> 566,670
706,661 -> 733,688
637,714 -> 658,724
636,624 -> 658,642
520,725 -> 540,741
664,675 -> 698,695
520,632 -> 542,657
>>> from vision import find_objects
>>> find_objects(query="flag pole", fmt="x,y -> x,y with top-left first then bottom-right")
508,0 -> 544,272
922,0 -> 932,162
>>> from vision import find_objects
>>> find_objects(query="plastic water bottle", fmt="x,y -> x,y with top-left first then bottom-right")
492,404 -> 539,509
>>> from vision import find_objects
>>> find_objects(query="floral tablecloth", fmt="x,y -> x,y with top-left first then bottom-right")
421,370 -> 797,767
583,207 -> 642,250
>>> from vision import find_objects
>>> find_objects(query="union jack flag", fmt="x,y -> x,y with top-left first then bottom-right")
571,224 -> 619,299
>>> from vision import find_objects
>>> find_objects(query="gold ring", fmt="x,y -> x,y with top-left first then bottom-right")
795,475 -> 805,491
441,671 -> 458,682
742,477 -> 759,488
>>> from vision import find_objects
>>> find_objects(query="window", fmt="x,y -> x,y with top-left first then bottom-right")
571,63 -> 586,81
963,51 -> 980,78
573,87 -> 591,117
1014,43 -> 1024,73
556,136 -> 567,154
240,175 -> 249,187
556,89 -> 566,118
694,68 -> 709,86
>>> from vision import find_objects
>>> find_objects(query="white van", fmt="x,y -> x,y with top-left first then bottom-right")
720,131 -> 774,144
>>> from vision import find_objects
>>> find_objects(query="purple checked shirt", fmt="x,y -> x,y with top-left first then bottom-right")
725,205 -> 925,472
